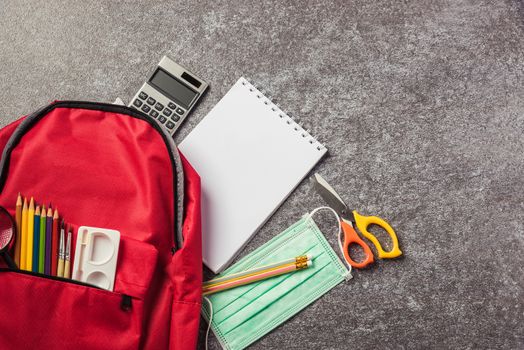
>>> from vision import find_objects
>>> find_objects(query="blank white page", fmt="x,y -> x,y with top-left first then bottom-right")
179,77 -> 327,273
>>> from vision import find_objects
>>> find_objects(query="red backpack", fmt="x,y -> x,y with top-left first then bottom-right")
0,101 -> 202,349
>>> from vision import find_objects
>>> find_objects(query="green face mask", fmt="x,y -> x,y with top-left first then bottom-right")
202,207 -> 352,350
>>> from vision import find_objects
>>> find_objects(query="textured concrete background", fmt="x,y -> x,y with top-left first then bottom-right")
1,0 -> 523,349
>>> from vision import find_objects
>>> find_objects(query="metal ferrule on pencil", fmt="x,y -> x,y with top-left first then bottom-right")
59,224 -> 65,260
295,260 -> 310,270
295,255 -> 309,265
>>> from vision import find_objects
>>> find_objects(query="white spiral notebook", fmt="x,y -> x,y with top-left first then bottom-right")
179,77 -> 327,273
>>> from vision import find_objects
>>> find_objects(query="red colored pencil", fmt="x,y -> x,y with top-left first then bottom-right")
51,209 -> 59,276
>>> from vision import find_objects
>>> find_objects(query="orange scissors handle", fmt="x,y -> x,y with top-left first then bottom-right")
341,220 -> 374,269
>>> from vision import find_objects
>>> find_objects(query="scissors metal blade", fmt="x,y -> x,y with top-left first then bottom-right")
310,173 -> 352,220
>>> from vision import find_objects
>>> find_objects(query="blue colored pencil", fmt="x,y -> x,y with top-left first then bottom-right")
32,206 -> 41,273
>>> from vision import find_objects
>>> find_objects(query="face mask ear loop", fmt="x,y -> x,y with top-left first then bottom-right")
308,206 -> 353,279
203,297 -> 213,350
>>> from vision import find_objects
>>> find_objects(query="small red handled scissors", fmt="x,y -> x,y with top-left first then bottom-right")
311,173 -> 402,269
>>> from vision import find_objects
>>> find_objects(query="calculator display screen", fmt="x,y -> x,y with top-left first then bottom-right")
149,69 -> 197,108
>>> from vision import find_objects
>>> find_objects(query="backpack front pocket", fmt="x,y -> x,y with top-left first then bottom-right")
0,269 -> 143,350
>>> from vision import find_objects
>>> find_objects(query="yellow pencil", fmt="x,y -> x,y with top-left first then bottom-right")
202,258 -> 312,296
20,197 -> 28,270
14,193 -> 22,267
26,197 -> 35,270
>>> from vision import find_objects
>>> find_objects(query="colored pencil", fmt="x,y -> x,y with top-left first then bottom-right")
203,255 -> 312,288
203,261 -> 303,289
32,206 -> 41,272
64,227 -> 71,279
38,205 -> 46,274
45,206 -> 53,275
57,221 -> 65,277
20,198 -> 28,270
51,209 -> 59,276
14,194 -> 22,267
26,198 -> 35,271
202,259 -> 312,296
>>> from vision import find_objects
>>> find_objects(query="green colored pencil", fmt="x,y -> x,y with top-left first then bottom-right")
38,205 -> 46,273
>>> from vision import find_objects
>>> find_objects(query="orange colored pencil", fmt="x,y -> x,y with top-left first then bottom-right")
20,197 -> 28,270
51,209 -> 59,276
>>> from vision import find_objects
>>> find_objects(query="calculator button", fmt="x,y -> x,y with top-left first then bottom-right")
141,104 -> 151,113
139,92 -> 148,100
155,103 -> 164,111
171,114 -> 180,122
168,102 -> 177,110
133,99 -> 143,107
158,116 -> 167,124
166,121 -> 176,130
147,97 -> 156,105
163,109 -> 172,117
175,107 -> 185,115
150,110 -> 159,118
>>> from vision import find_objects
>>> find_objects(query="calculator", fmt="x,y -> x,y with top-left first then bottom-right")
129,56 -> 208,135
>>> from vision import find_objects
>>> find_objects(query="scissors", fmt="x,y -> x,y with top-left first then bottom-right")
311,173 -> 402,268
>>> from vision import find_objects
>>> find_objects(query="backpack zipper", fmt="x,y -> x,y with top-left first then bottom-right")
120,294 -> 133,311
0,268 -> 133,311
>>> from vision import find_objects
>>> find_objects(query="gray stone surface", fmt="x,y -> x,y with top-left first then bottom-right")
1,0 -> 523,349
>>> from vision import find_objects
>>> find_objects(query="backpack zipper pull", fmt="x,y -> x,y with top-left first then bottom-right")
120,295 -> 132,311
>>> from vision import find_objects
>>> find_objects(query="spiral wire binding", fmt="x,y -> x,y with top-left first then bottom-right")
240,77 -> 326,152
